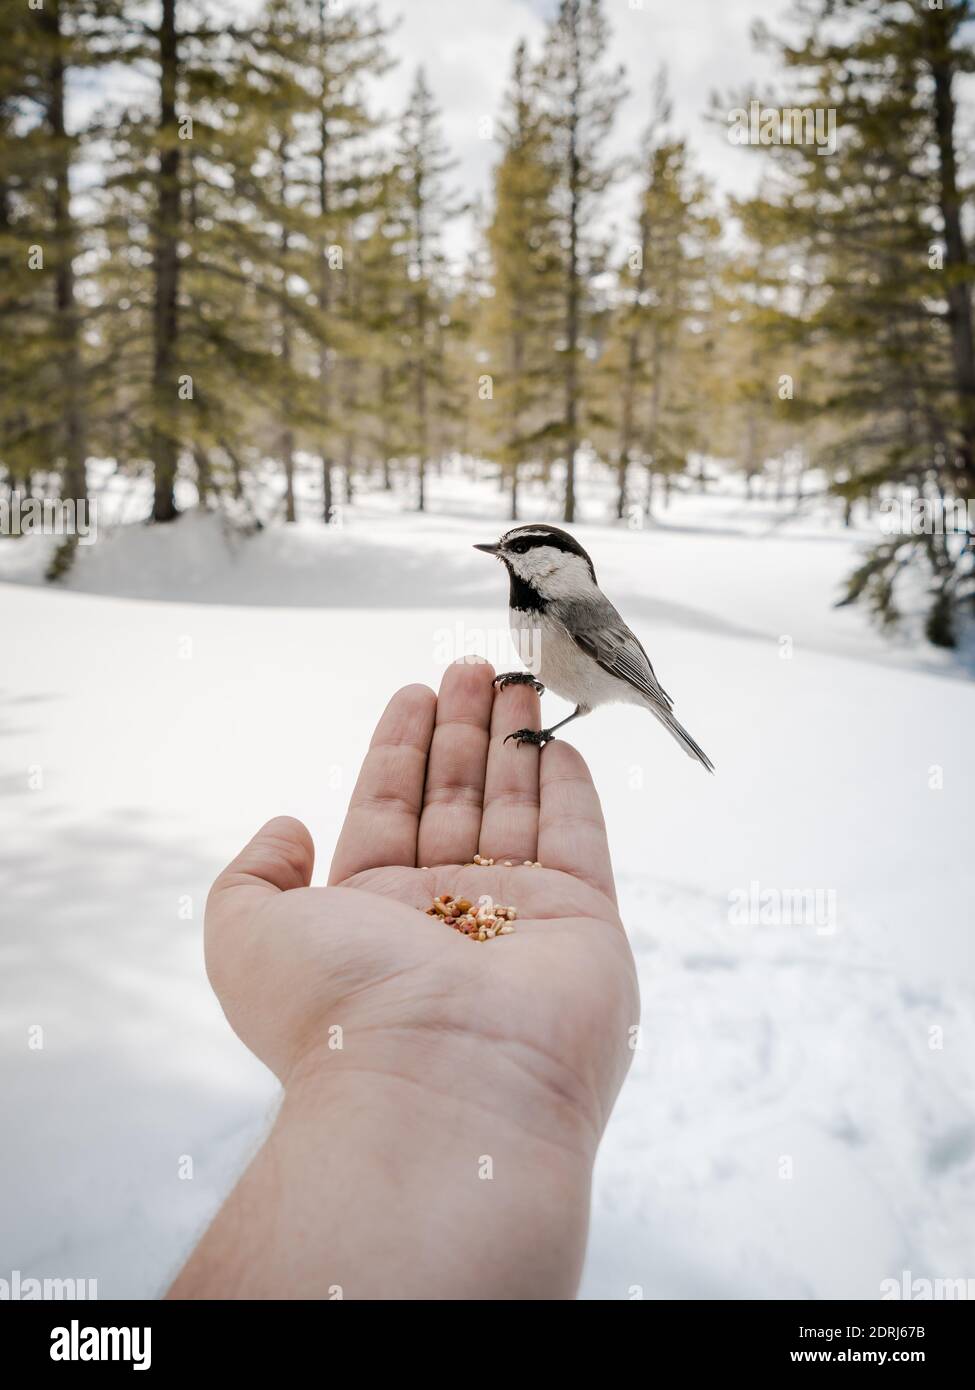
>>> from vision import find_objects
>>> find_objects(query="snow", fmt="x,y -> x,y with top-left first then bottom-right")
2,462 -> 973,1299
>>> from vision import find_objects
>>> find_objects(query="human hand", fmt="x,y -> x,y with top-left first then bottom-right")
206,659 -> 638,1155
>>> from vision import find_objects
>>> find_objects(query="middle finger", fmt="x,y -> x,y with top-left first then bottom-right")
417,658 -> 495,866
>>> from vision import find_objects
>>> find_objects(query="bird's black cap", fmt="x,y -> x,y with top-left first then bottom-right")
500,524 -> 597,582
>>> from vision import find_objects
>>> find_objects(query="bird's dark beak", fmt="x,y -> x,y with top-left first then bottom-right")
473,542 -> 500,555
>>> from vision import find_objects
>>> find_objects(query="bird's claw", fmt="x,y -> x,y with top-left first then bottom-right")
493,672 -> 545,695
504,727 -> 554,747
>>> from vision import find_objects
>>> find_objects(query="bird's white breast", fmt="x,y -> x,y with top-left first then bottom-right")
509,608 -> 636,710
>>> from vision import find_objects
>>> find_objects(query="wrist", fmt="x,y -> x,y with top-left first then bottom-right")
278,1048 -> 596,1299
285,1018 -> 605,1161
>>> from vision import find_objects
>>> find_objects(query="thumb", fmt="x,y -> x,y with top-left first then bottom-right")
207,816 -> 315,920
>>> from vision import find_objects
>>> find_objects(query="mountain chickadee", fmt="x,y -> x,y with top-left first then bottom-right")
475,523 -> 714,772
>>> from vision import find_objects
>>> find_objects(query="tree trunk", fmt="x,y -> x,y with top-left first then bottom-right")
618,202 -> 649,521
46,0 -> 87,510
194,445 -> 212,507
506,333 -> 524,521
378,366 -> 392,491
616,328 -> 637,520
278,330 -> 293,517
343,442 -> 354,505
643,323 -> 662,525
281,437 -> 296,522
615,457 -> 627,520
416,315 -> 427,512
745,409 -> 759,502
322,459 -> 333,519
151,0 -> 181,522
221,439 -> 243,501
317,79 -> 334,523
927,16 -> 975,489
278,131 -> 296,523
341,350 -> 357,508
563,63 -> 580,525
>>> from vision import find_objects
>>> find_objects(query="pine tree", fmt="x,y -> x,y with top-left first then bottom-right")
0,0 -> 96,530
732,0 -> 975,643
179,0 -> 324,524
712,203 -> 819,506
288,0 -> 393,521
93,0 -> 239,521
481,42 -> 561,519
601,81 -> 721,519
390,69 -> 459,512
538,0 -> 625,521
354,173 -> 414,493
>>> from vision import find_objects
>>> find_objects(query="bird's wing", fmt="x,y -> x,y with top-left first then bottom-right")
561,597 -> 674,713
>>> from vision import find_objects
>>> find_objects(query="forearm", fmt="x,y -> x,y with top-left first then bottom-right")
167,1042 -> 597,1300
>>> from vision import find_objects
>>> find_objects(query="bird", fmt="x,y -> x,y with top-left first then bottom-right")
474,523 -> 714,772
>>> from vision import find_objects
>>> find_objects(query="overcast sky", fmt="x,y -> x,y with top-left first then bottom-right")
375,0 -> 789,259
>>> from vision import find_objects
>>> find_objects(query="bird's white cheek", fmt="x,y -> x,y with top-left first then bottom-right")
539,559 -> 588,600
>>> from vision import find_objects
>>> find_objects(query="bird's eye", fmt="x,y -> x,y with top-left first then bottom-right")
509,539 -> 529,555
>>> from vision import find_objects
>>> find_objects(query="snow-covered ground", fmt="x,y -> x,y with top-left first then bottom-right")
2,462 -> 973,1299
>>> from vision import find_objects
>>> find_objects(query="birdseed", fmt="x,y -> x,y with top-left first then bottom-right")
425,892 -> 518,943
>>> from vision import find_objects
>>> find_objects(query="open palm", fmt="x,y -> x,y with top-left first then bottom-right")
206,660 -> 639,1141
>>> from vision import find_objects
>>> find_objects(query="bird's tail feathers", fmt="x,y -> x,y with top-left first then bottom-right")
650,705 -> 715,773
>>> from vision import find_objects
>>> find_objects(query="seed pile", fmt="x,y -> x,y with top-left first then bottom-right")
427,893 -> 517,942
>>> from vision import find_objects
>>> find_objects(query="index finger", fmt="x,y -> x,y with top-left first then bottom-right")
537,741 -> 617,905
328,684 -> 436,884
417,659 -> 495,868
